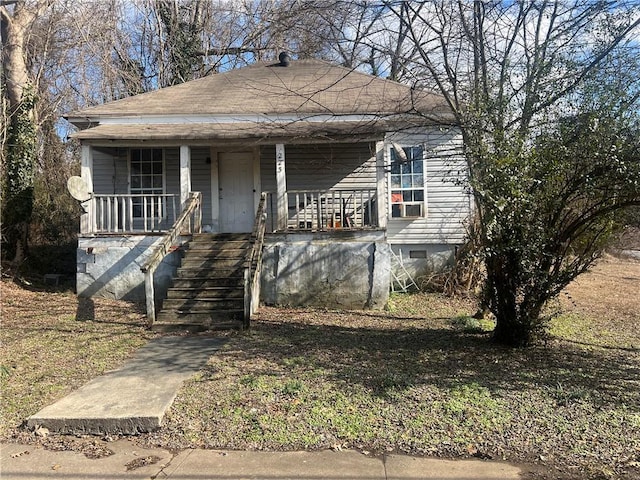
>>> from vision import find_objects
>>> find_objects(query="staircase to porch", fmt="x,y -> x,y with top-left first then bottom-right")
153,233 -> 252,331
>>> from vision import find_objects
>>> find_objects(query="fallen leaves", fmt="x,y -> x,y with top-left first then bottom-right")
10,450 -> 30,458
0,281 -> 154,440
124,455 -> 162,471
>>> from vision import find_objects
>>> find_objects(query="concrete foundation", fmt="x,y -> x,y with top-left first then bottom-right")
76,232 -> 456,310
76,236 -> 185,302
390,244 -> 457,282
261,230 -> 390,309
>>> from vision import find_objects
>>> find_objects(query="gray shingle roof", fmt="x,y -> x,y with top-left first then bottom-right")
70,119 -> 416,143
68,59 -> 449,119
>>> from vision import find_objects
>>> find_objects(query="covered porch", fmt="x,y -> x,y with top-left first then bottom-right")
77,140 -> 387,237
75,140 -> 391,325
84,187 -> 380,235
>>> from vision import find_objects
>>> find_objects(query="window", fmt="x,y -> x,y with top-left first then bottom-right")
130,148 -> 164,218
390,145 -> 425,218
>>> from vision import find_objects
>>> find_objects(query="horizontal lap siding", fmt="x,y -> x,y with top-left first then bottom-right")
260,143 -> 377,192
164,148 -> 180,195
386,128 -> 471,245
260,146 -> 276,192
93,147 -> 182,196
189,147 -> 212,223
93,148 -> 127,194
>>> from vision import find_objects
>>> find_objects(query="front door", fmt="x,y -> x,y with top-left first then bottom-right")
218,152 -> 255,233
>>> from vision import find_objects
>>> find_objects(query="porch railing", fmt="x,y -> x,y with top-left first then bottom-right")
89,194 -> 180,234
244,192 -> 268,327
266,188 -> 378,232
141,192 -> 202,326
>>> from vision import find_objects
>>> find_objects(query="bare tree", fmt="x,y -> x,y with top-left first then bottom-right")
1,0 -> 52,263
383,0 -> 640,346
2,0 -> 147,262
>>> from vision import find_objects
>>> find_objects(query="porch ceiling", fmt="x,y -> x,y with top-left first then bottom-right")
70,119 -> 422,144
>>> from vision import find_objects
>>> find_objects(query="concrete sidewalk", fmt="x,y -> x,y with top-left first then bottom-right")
1,440 -> 523,479
27,336 -> 224,435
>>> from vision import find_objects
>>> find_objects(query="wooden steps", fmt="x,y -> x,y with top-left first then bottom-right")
153,233 -> 251,331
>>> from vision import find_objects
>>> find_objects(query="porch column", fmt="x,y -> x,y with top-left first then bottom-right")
180,145 -> 191,209
275,143 -> 287,230
375,140 -> 387,229
80,143 -> 94,234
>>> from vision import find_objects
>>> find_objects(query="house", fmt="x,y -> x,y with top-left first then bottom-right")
66,55 -> 471,329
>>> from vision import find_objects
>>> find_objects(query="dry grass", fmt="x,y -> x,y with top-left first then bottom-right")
0,280 -> 156,439
556,255 -> 640,349
141,256 -> 640,480
1,256 -> 639,479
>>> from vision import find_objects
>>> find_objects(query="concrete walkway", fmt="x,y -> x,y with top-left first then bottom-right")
1,440 -> 524,479
15,335 -> 525,479
27,336 -> 224,435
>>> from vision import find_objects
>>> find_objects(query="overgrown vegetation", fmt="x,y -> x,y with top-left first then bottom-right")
387,1 -> 640,346
475,115 -> 640,346
2,86 -> 38,262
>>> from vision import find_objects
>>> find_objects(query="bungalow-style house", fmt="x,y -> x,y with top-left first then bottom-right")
66,55 -> 470,330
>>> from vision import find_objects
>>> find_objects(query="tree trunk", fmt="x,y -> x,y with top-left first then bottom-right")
1,1 -> 49,263
492,314 -> 535,348
488,270 -> 546,347
485,253 -> 539,348
1,2 -> 39,112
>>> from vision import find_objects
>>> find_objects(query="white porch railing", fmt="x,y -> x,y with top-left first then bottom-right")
89,194 -> 179,233
266,188 -> 378,232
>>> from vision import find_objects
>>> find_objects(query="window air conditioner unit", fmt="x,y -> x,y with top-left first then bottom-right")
399,203 -> 424,218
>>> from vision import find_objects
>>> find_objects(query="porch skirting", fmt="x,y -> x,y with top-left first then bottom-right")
76,236 -> 184,302
76,231 -> 392,311
261,230 -> 390,310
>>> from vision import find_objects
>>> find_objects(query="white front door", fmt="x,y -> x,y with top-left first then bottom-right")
218,152 -> 255,233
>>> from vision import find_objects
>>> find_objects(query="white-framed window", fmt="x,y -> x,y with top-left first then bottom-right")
389,145 -> 426,218
130,148 -> 164,218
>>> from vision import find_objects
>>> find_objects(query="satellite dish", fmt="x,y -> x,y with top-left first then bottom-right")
67,176 -> 91,202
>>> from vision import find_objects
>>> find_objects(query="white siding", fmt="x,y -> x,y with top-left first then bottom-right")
386,128 -> 471,245
260,142 -> 377,192
164,148 -> 180,195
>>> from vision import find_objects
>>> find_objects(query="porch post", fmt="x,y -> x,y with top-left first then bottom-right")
180,145 -> 191,209
80,143 -> 94,234
275,143 -> 287,230
375,140 -> 387,229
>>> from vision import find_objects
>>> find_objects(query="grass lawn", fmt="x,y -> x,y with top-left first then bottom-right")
1,256 -> 639,479
0,281 -> 156,439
